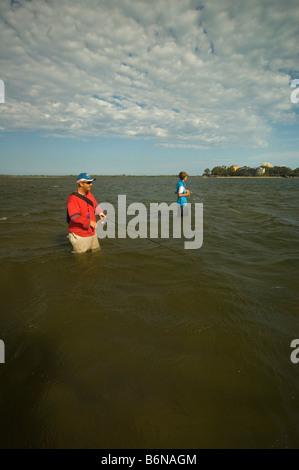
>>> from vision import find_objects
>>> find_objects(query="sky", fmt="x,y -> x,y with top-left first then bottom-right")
0,0 -> 298,175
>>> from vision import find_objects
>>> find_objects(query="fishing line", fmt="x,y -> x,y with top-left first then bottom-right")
189,190 -> 241,215
224,207 -> 241,214
97,215 -> 188,258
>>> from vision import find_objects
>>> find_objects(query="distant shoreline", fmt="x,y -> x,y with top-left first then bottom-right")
0,175 -> 297,179
1,174 -> 178,178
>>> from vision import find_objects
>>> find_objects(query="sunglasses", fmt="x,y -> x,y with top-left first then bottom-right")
83,181 -> 93,185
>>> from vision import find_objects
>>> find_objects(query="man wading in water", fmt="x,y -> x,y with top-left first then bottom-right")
67,173 -> 105,254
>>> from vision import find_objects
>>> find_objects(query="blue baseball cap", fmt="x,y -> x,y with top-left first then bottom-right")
77,172 -> 96,182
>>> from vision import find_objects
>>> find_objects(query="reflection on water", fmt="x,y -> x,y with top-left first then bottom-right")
0,176 -> 298,448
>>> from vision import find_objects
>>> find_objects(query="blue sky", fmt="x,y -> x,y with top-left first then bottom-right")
0,0 -> 298,175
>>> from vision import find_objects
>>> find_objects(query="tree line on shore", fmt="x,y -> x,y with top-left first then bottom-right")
203,165 -> 299,177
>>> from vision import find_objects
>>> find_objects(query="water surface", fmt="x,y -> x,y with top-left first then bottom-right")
0,176 -> 298,448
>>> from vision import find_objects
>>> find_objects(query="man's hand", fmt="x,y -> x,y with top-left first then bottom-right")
90,220 -> 97,229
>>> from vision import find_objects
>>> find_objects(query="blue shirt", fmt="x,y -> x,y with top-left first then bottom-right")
176,180 -> 187,206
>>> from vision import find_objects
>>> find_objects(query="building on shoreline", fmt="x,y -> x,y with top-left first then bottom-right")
205,163 -> 298,177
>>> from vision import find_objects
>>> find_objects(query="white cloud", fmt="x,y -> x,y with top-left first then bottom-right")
0,0 -> 298,148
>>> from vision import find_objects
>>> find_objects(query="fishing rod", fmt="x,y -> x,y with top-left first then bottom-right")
97,213 -> 188,258
188,189 -> 241,214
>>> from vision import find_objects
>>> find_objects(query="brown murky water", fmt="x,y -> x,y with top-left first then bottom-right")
0,176 -> 298,448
